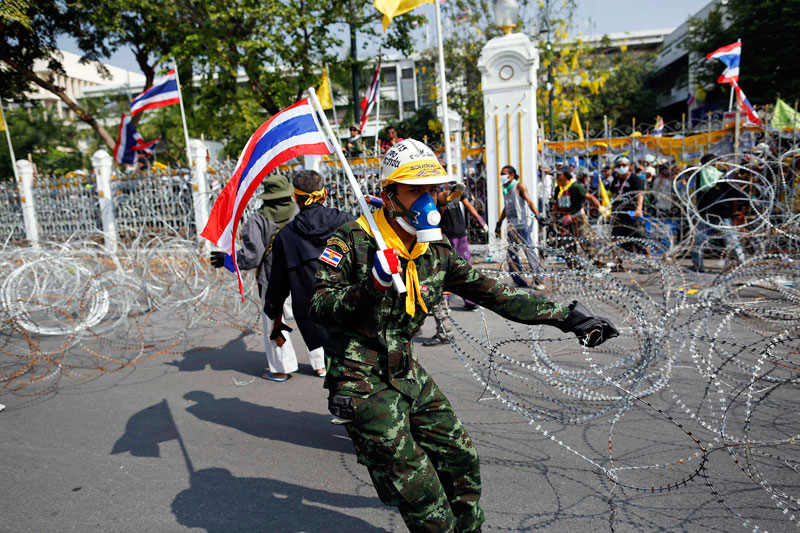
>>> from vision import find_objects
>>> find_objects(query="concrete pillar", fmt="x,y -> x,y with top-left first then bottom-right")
189,139 -> 210,248
478,32 -> 540,252
91,149 -> 117,252
16,159 -> 39,244
303,154 -> 322,173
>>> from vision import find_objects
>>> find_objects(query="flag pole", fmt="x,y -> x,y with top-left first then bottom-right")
434,0 -> 453,179
0,100 -> 19,182
172,59 -> 193,169
308,87 -> 407,295
728,38 -> 741,112
374,56 -> 382,155
731,79 -> 741,164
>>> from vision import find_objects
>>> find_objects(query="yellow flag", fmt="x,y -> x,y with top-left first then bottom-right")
598,178 -> 611,211
0,103 -> 6,132
570,109 -> 584,140
317,67 -> 333,110
374,0 -> 433,31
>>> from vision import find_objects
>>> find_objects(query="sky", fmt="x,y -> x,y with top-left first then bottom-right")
57,0 -> 712,74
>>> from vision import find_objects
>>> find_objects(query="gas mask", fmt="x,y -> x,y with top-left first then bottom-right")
389,191 -> 442,242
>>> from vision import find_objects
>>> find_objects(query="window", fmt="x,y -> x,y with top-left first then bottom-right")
403,101 -> 416,112
382,68 -> 397,86
401,68 -> 414,79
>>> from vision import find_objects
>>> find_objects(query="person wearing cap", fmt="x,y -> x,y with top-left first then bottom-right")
346,124 -> 364,157
311,139 -> 618,532
550,167 -> 607,269
495,165 -> 546,290
608,155 -> 645,271
209,175 -> 301,381
263,170 -> 356,381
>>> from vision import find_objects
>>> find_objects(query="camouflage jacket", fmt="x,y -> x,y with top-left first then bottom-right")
310,220 -> 571,399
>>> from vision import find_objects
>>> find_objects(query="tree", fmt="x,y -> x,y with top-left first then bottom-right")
0,106 -> 84,178
0,0 -> 118,149
687,0 -> 800,105
587,52 -> 655,131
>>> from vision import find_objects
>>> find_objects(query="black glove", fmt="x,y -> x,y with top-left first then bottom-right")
558,301 -> 619,347
536,212 -> 548,223
210,251 -> 226,268
269,322 -> 294,347
494,221 -> 502,238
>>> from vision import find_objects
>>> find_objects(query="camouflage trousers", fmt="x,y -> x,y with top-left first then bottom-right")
345,368 -> 485,532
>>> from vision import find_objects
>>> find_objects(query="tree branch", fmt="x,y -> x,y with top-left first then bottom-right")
0,51 -> 116,151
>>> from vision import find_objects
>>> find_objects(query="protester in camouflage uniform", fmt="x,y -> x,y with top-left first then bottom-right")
311,139 -> 618,533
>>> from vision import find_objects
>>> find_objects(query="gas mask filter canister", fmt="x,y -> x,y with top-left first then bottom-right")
393,192 -> 442,242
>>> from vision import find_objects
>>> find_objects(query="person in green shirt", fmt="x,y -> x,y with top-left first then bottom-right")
550,167 -> 607,268
310,139 -> 618,532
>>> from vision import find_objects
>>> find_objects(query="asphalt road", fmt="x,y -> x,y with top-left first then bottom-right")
1,285 -> 796,532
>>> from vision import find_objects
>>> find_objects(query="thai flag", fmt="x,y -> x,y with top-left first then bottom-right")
130,69 -> 180,117
652,118 -> 664,137
706,41 -> 741,84
686,92 -> 695,106
133,137 -> 160,156
359,61 -> 381,131
113,114 -> 139,165
735,84 -> 762,125
201,97 -> 332,296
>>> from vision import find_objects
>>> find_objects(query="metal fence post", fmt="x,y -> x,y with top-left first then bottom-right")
16,159 -> 39,245
189,139 -> 210,250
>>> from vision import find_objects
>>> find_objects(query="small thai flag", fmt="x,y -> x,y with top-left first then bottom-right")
707,41 -> 741,84
319,247 -> 343,267
130,69 -> 180,117
113,114 -> 139,165
360,61 -> 381,131
133,137 -> 160,156
652,118 -> 664,137
687,93 -> 696,106
201,98 -> 332,296
735,84 -> 762,125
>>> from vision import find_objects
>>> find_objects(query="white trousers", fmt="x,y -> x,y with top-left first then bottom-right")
259,285 -> 326,373
260,285 -> 298,374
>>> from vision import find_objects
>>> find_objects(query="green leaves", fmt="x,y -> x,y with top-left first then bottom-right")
687,0 -> 800,105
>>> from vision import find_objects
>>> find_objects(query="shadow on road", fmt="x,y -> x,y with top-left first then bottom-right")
172,467 -> 387,532
182,391 -> 353,454
166,331 -> 263,376
112,394 -> 353,457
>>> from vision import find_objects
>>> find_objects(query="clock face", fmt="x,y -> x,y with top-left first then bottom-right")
499,64 -> 515,81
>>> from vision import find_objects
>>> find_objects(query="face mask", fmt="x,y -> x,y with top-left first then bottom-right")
616,165 -> 629,174
393,192 -> 442,242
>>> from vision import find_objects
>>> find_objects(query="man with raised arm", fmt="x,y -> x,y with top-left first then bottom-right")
310,139 -> 618,533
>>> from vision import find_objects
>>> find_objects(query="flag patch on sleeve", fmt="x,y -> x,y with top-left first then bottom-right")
319,247 -> 343,267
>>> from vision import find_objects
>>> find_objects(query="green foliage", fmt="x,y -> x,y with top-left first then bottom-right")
0,107 -> 84,179
394,107 -> 438,145
586,53 -> 655,131
687,0 -> 800,104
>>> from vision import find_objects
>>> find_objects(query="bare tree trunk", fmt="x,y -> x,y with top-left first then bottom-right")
0,52 -> 116,150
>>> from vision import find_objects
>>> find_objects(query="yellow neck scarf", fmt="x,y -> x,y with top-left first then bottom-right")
355,210 -> 429,317
557,179 -> 576,198
294,188 -> 326,206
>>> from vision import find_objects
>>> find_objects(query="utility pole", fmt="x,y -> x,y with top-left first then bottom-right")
350,4 -> 361,125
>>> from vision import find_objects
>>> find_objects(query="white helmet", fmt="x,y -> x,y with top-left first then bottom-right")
380,139 -> 453,186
